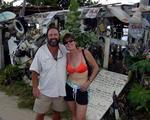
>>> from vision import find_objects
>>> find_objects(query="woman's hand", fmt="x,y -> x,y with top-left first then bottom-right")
80,80 -> 91,92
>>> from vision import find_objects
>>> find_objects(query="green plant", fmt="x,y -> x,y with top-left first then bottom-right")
128,59 -> 150,112
0,1 -> 13,9
63,0 -> 102,65
64,0 -> 99,47
17,82 -> 34,109
131,59 -> 150,73
128,83 -> 150,112
0,64 -> 34,109
0,64 -> 21,85
123,49 -> 145,69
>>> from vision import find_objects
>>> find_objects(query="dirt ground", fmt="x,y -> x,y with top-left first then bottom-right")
0,91 -> 51,120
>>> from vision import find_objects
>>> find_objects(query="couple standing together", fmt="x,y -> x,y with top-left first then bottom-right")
30,25 -> 99,120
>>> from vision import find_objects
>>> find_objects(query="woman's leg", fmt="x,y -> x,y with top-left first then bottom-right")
76,103 -> 87,120
66,101 -> 76,120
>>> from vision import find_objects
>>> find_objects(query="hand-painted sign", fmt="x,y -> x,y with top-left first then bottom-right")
86,69 -> 128,120
128,18 -> 149,39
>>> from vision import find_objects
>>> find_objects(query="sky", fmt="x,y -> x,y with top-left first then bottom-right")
93,0 -> 140,4
3,0 -> 140,6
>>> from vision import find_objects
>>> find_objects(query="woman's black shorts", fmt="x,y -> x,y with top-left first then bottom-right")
64,83 -> 88,105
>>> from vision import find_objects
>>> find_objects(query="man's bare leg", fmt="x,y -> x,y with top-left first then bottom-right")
35,113 -> 45,120
52,111 -> 61,120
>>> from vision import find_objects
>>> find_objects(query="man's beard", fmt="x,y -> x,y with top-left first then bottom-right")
47,38 -> 59,47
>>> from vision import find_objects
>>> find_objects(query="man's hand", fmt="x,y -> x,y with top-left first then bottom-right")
33,87 -> 40,98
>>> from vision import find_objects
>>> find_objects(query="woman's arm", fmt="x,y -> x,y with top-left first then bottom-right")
80,49 -> 100,91
84,49 -> 100,82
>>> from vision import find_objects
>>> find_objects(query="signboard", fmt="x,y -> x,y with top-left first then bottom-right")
85,8 -> 100,18
128,22 -> 144,39
86,69 -> 128,120
128,18 -> 150,39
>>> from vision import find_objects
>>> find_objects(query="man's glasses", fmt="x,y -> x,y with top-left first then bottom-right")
63,40 -> 74,45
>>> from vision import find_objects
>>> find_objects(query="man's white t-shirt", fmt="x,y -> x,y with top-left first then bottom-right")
30,44 -> 67,97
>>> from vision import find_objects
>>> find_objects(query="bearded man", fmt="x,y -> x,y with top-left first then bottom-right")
30,25 -> 67,120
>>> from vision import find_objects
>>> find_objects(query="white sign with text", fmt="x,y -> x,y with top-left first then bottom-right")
86,69 -> 128,120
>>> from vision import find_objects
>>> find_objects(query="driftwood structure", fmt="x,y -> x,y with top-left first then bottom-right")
0,6 -> 62,16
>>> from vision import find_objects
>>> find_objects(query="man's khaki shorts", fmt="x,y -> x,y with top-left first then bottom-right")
33,94 -> 66,113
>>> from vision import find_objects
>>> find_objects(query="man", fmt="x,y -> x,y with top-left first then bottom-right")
30,25 -> 67,120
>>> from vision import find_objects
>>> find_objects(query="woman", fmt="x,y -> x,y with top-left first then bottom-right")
63,33 -> 99,120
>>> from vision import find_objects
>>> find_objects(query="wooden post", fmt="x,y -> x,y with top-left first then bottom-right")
144,29 -> 149,45
19,0 -> 26,17
0,25 -> 4,69
103,37 -> 110,69
0,26 -> 4,68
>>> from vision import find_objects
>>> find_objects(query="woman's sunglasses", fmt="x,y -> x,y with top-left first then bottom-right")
63,40 -> 74,45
